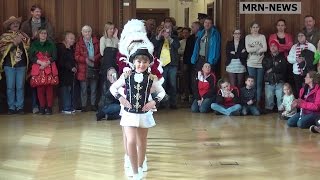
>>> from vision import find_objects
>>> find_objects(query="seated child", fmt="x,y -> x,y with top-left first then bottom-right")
279,83 -> 296,120
240,76 -> 260,116
211,78 -> 242,116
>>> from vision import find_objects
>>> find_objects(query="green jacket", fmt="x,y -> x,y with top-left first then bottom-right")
29,40 -> 57,63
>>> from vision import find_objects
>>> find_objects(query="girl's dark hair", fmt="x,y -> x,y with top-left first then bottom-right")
250,21 -> 260,28
276,19 -> 286,25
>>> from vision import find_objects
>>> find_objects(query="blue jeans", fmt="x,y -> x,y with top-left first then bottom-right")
287,112 -> 318,129
101,103 -> 121,118
265,83 -> 283,110
191,98 -> 214,113
4,66 -> 26,110
242,105 -> 260,116
162,65 -> 177,106
211,103 -> 242,116
60,86 -> 73,111
247,67 -> 264,102
80,79 -> 98,107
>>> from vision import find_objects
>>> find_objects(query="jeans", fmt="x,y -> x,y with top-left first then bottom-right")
3,66 -> 26,110
242,105 -> 260,116
191,98 -> 214,113
80,79 -> 98,107
211,103 -> 242,116
100,103 -> 121,118
60,86 -> 73,111
265,83 -> 283,110
247,67 -> 264,102
162,65 -> 177,106
287,112 -> 318,129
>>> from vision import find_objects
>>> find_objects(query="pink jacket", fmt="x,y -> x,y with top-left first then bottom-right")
268,33 -> 293,57
299,84 -> 320,114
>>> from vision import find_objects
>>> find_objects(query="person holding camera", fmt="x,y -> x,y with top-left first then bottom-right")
153,21 -> 180,109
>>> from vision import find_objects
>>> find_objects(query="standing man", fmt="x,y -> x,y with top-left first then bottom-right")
191,17 -> 221,72
302,15 -> 320,47
0,16 -> 30,114
197,13 -> 208,30
183,21 -> 201,102
21,4 -> 54,42
154,21 -> 180,109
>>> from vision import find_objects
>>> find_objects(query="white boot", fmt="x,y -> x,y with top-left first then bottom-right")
142,156 -> 147,172
124,154 -> 130,168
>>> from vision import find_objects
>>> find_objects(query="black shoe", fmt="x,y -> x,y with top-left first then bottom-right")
215,111 -> 223,115
231,111 -> 241,116
45,108 -> 52,115
169,105 -> 178,109
91,105 -> 97,111
310,125 -> 320,133
96,112 -> 105,121
8,109 -> 16,115
39,107 -> 46,115
81,106 -> 87,112
17,109 -> 25,115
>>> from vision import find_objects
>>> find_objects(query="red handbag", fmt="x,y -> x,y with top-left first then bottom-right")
30,52 -> 59,87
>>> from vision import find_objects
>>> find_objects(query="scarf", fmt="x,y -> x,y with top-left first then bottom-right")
84,37 -> 94,59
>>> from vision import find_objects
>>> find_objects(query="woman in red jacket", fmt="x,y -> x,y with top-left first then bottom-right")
288,71 -> 320,129
75,25 -> 101,112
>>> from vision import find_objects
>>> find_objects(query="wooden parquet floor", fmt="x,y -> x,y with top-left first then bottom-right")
0,108 -> 320,180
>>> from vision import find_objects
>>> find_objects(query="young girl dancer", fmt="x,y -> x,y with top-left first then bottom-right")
110,19 -> 166,180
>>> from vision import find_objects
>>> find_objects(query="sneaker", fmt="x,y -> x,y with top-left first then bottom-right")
310,125 -> 320,133
62,110 -> 74,114
32,107 -> 39,114
46,108 -> 53,115
138,167 -> 143,179
142,156 -> 148,172
7,109 -> 16,115
17,109 -> 25,115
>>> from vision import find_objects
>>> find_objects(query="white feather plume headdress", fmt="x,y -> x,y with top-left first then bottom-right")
118,19 -> 154,68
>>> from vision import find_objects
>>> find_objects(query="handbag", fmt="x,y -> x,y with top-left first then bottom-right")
87,66 -> 99,79
30,62 -> 59,87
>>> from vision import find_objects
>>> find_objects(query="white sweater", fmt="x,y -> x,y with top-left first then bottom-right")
287,42 -> 316,75
245,34 -> 267,68
100,36 -> 119,56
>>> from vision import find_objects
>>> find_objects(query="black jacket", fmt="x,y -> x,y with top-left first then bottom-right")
153,34 -> 180,66
100,47 -> 118,75
225,39 -> 248,66
56,43 -> 76,86
183,34 -> 196,65
262,52 -> 287,84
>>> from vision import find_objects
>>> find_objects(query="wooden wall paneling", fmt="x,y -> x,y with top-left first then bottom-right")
98,0 -> 114,37
113,0 -> 122,31
216,0 -> 237,77
123,0 -> 136,26
0,0 -> 133,40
